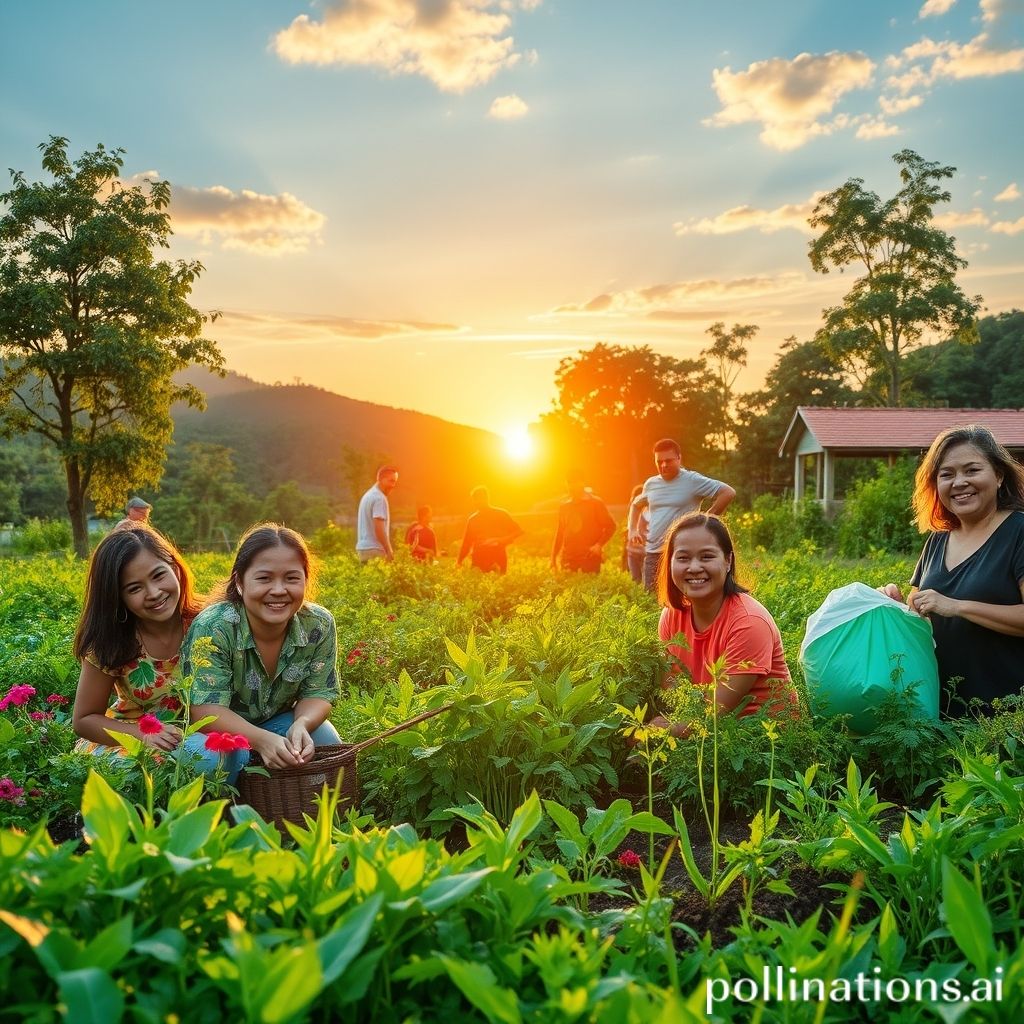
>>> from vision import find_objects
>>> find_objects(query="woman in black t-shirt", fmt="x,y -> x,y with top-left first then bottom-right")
881,425 -> 1024,714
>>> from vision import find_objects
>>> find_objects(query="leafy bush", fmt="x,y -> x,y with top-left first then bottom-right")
7,517 -> 72,555
836,457 -> 920,557
731,494 -> 835,553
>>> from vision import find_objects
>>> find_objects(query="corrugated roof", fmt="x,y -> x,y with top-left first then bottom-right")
780,407 -> 1024,456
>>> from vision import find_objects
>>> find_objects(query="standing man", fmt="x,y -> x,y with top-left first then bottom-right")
628,439 -> 735,592
356,465 -> 398,562
113,496 -> 152,531
457,486 -> 523,574
551,471 -> 616,574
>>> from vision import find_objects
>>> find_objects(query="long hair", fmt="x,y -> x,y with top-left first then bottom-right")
913,425 -> 1024,531
216,523 -> 318,605
658,512 -> 749,611
74,527 -> 200,670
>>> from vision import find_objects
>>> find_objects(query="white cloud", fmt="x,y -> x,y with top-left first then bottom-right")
706,51 -> 875,150
879,93 -> 924,114
124,174 -> 326,255
673,192 -> 824,236
272,0 -> 540,94
553,272 -> 808,315
856,117 -> 901,139
995,182 -> 1021,200
919,0 -> 957,17
887,32 -> 1024,92
223,309 -> 458,340
488,93 -> 528,119
981,0 -> 1024,23
992,216 -> 1024,234
933,208 -> 991,228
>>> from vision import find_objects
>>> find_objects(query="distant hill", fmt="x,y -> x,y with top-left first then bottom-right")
170,374 -> 549,515
173,366 -> 266,402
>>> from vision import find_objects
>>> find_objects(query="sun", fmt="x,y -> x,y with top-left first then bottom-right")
502,426 -> 535,462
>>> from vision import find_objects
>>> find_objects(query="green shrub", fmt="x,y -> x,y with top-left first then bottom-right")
836,457 -> 920,557
8,517 -> 72,555
730,494 -> 834,553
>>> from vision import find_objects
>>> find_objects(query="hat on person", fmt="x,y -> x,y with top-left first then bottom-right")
126,497 -> 152,510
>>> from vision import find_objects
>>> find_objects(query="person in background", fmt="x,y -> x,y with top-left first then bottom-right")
650,512 -> 797,737
183,523 -> 341,782
355,465 -> 398,563
113,496 -> 152,531
551,470 -> 616,573
880,424 -> 1024,714
628,438 -> 735,593
406,505 -> 438,561
71,527 -> 216,768
457,486 -> 523,575
623,483 -> 648,584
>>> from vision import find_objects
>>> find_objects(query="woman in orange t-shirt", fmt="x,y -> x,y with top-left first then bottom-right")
650,512 -> 797,736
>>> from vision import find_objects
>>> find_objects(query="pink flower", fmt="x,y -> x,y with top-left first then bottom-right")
29,711 -> 53,721
46,694 -> 69,706
0,697 -> 9,712
387,614 -> 397,622
617,849 -> 642,869
4,685 -> 36,707
204,732 -> 250,754
138,713 -> 163,735
28,788 -> 42,799
0,778 -> 25,802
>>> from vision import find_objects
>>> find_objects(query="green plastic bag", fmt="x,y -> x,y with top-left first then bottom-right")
800,582 -> 939,734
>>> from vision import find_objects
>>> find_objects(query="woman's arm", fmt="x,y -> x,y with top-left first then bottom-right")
190,702 -> 304,769
73,661 -> 182,750
910,583 -> 1024,637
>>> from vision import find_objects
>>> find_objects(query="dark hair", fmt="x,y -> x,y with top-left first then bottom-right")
913,425 -> 1024,531
377,465 -> 399,481
658,512 -> 748,610
653,438 -> 681,457
416,504 -> 432,520
470,485 -> 489,502
74,527 -> 201,670
220,523 -> 318,604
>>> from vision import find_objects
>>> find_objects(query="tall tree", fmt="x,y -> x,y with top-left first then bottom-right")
808,149 -> 981,406
701,321 -> 758,460
537,342 -> 713,499
0,137 -> 223,556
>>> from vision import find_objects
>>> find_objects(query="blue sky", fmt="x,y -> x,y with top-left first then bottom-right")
2,0 -> 1022,435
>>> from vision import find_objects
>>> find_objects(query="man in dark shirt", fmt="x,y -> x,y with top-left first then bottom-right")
551,471 -> 617,573
457,486 -> 523,574
405,505 -> 438,561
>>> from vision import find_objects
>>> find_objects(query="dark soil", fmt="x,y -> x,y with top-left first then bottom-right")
46,812 -> 85,848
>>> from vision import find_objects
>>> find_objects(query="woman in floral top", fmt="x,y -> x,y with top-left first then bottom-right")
182,523 -> 341,782
72,527 -> 213,765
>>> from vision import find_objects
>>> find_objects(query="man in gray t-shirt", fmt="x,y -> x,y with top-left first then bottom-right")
356,465 -> 398,562
627,439 -> 735,592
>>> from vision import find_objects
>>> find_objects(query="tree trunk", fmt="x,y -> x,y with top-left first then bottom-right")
64,459 -> 89,559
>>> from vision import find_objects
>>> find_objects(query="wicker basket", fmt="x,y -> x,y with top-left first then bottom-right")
235,703 -> 453,833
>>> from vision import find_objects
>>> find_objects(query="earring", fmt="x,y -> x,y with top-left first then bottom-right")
115,607 -> 128,624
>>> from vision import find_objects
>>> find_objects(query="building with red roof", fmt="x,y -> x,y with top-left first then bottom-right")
779,407 -> 1024,514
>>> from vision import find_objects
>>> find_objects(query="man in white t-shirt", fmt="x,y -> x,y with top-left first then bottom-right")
628,439 -> 735,592
355,465 -> 398,562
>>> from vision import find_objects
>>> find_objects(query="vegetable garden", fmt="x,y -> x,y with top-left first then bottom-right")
2,546 -> 1023,1021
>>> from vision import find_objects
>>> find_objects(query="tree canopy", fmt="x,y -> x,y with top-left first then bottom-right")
0,137 -> 223,555
808,148 -> 981,406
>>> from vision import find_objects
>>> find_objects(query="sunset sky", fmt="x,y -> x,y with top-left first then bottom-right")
2,0 -> 1023,438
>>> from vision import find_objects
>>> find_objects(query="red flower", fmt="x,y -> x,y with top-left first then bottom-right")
159,695 -> 183,711
46,694 -> 69,706
0,778 -> 25,802
4,685 -> 36,707
387,614 -> 397,622
138,713 -> 163,735
204,732 -> 250,753
29,711 -> 53,721
617,849 -> 642,869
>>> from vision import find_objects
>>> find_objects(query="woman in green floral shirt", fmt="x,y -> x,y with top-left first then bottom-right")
182,523 -> 341,781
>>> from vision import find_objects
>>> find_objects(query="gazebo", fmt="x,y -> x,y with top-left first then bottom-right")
778,407 -> 1024,516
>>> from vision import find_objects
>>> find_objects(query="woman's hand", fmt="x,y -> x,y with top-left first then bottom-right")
254,731 -> 303,770
909,588 -> 959,618
648,714 -> 690,739
878,583 -> 905,602
286,721 -> 315,763
140,723 -> 183,752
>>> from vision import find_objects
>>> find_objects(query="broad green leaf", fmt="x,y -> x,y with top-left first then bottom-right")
57,968 -> 125,1024
438,956 -> 522,1024
81,770 -> 133,867
844,820 -> 891,867
77,915 -> 133,971
673,807 -> 709,899
256,944 -> 323,1024
626,811 -> 676,837
167,775 -> 205,815
941,858 -> 994,973
167,801 -> 224,857
133,928 -> 186,965
388,847 -> 427,892
543,799 -> 585,849
503,792 -> 542,862
317,894 -> 383,986
420,869 -> 495,912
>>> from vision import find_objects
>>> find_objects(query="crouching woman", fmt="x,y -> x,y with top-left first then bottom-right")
651,512 -> 798,736
182,523 -> 341,783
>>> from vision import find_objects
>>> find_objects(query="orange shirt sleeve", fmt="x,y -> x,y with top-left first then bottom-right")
718,600 -> 776,678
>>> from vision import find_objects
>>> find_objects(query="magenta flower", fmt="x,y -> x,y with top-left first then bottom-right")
46,694 -> 69,706
617,849 -> 642,869
138,713 -> 163,736
0,778 -> 25,802
3,685 -> 36,707
29,711 -> 53,721
204,732 -> 250,753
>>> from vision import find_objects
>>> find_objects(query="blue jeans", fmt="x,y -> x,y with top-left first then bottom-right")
216,711 -> 342,785
642,550 -> 662,593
